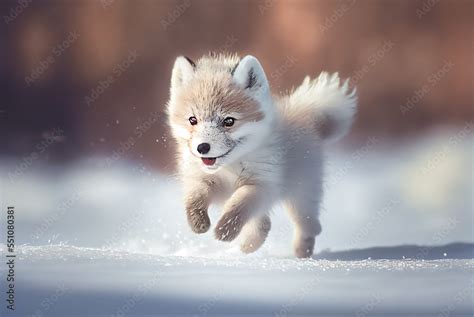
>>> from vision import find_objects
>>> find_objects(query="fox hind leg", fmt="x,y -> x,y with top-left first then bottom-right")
284,199 -> 322,258
240,214 -> 271,254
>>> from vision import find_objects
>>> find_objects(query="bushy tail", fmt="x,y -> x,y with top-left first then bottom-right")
286,72 -> 357,144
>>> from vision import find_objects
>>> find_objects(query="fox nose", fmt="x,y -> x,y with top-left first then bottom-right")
197,143 -> 211,154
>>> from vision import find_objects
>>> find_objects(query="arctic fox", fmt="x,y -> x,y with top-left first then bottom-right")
167,53 -> 357,258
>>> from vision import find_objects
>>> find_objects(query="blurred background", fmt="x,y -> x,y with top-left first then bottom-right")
0,0 -> 472,254
1,0 -> 473,168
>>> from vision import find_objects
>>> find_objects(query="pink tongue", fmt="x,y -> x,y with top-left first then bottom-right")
202,158 -> 216,166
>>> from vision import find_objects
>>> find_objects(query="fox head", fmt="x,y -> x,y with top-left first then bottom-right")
167,54 -> 275,173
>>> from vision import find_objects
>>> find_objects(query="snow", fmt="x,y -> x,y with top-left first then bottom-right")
0,128 -> 473,315
2,245 -> 473,316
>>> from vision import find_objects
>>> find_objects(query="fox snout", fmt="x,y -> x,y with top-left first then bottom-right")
197,143 -> 211,154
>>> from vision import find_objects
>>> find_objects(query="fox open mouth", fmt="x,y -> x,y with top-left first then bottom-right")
201,157 -> 217,166
199,147 -> 235,167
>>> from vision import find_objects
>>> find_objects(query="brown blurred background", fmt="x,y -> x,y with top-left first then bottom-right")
1,0 -> 473,171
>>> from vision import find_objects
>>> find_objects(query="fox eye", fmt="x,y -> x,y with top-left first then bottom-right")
189,116 -> 198,125
223,117 -> 235,127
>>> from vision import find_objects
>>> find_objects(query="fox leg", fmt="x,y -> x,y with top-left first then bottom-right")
284,199 -> 322,258
184,180 -> 214,234
215,185 -> 267,242
240,214 -> 271,254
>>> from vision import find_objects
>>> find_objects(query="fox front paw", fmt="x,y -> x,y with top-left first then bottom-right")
240,215 -> 271,254
186,208 -> 211,234
214,210 -> 246,242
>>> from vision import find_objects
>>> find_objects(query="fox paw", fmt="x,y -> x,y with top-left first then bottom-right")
240,240 -> 263,254
186,208 -> 210,234
294,236 -> 315,258
240,216 -> 271,254
214,211 -> 245,242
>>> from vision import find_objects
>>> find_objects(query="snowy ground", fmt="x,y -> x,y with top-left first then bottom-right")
0,245 -> 472,316
0,128 -> 473,315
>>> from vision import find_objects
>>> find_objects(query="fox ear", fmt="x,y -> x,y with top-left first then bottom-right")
232,55 -> 270,94
170,56 -> 196,96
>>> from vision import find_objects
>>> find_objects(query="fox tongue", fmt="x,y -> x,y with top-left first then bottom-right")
202,158 -> 216,166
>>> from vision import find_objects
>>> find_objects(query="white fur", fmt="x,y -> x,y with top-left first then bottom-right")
170,123 -> 191,139
168,54 -> 357,258
288,72 -> 357,144
230,55 -> 275,157
232,55 -> 272,107
233,56 -> 275,123
170,56 -> 195,101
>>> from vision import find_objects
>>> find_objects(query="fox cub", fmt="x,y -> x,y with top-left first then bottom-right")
167,54 -> 357,258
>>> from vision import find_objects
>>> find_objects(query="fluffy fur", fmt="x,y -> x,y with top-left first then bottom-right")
167,53 -> 357,258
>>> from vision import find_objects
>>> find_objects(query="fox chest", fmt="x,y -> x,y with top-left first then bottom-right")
212,160 -> 278,197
